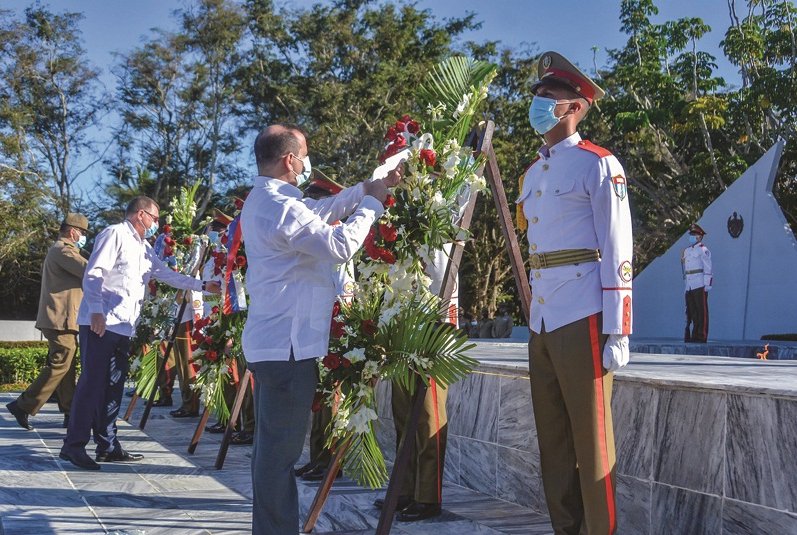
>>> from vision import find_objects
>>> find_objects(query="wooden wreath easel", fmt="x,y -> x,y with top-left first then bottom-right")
302,121 -> 531,534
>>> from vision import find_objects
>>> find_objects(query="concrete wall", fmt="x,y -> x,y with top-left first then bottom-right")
633,141 -> 797,340
0,321 -> 43,342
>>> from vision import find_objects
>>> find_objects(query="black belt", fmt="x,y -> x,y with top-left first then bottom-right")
529,249 -> 600,270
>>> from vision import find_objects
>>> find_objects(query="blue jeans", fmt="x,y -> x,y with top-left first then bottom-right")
248,356 -> 318,535
62,326 -> 130,455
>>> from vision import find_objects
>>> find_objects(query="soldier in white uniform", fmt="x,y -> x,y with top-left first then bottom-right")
517,51 -> 633,535
681,223 -> 712,343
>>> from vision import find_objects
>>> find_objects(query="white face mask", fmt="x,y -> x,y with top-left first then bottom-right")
292,154 -> 312,187
76,234 -> 87,249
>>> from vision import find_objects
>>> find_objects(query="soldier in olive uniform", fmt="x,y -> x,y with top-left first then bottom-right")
6,214 -> 89,430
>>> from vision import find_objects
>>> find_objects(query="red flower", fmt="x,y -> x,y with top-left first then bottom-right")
420,148 -> 437,167
221,234 -> 228,245
164,246 -> 173,256
383,195 -> 396,208
211,306 -> 219,314
379,248 -> 396,264
183,236 -> 193,245
322,353 -> 341,370
406,120 -> 421,134
361,319 -> 378,336
204,336 -> 214,346
400,114 -> 412,123
164,236 -> 175,246
234,198 -> 244,210
311,392 -> 323,413
191,344 -> 198,352
206,350 -> 218,362
163,224 -> 172,234
236,255 -> 247,267
384,126 -> 398,141
379,223 -> 398,243
148,280 -> 157,296
393,135 -> 407,148
341,357 -> 352,368
331,318 -> 346,338
332,301 -> 341,319
394,120 -> 407,133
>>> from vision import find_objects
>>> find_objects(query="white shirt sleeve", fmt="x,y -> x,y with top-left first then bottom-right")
147,246 -> 204,292
301,183 -> 366,223
282,195 -> 384,263
588,155 -> 634,335
702,246 -> 713,288
82,226 -> 122,315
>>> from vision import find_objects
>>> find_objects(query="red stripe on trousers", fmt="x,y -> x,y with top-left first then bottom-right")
589,315 -> 616,534
431,378 -> 442,503
702,291 -> 708,341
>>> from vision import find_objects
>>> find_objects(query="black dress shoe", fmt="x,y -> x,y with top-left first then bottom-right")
62,414 -> 69,428
96,448 -> 144,463
59,449 -> 100,470
6,401 -> 33,431
169,407 -> 199,418
301,466 -> 343,481
205,422 -> 226,434
295,462 -> 318,477
396,502 -> 442,522
230,431 -> 253,445
152,397 -> 173,407
373,495 -> 412,511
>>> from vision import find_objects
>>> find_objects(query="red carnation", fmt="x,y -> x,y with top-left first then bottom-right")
361,319 -> 378,336
204,336 -> 214,346
322,353 -> 341,370
164,236 -> 175,246
236,255 -> 247,267
400,114 -> 412,123
383,195 -> 396,208
385,126 -> 398,141
211,306 -> 219,314
379,223 -> 398,243
183,236 -> 193,245
407,120 -> 421,134
206,350 -> 218,362
394,120 -> 407,133
221,234 -> 228,245
191,344 -> 198,352
393,135 -> 407,147
379,248 -> 396,264
420,148 -> 437,167
163,224 -> 172,234
332,301 -> 341,318
341,357 -> 352,369
164,246 -> 173,257
234,198 -> 244,210
331,318 -> 346,338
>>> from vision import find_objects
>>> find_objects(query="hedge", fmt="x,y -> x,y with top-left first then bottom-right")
0,341 -> 48,349
0,346 -> 49,384
761,334 -> 797,342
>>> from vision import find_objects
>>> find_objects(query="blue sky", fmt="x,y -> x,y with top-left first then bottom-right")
3,0 -> 743,194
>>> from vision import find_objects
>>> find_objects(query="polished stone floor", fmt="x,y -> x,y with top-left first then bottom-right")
0,390 -> 552,534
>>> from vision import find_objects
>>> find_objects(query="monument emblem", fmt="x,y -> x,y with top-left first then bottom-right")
727,211 -> 744,238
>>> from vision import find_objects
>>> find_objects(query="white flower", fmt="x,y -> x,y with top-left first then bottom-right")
344,347 -> 366,364
346,405 -> 378,435
454,93 -> 471,118
362,360 -> 380,381
379,302 -> 402,326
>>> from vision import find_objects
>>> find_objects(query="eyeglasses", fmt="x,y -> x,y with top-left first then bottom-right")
142,209 -> 159,223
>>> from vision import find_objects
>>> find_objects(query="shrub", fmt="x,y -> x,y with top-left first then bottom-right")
761,334 -> 797,342
0,341 -> 48,350
0,347 -> 49,384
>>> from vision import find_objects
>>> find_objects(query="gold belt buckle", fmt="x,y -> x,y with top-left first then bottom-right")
529,253 -> 543,270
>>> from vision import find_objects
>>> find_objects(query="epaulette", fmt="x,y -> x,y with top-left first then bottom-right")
576,140 -> 613,158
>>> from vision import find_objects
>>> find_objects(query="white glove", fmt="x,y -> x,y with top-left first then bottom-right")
602,334 -> 630,372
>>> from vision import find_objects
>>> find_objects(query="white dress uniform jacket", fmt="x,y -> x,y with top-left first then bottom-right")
240,177 -> 384,362
682,242 -> 712,291
516,133 -> 633,335
78,221 -> 204,337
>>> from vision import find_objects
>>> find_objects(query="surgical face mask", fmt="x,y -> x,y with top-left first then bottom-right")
688,235 -> 699,244
529,96 -> 574,135
76,234 -> 87,249
207,230 -> 220,244
292,154 -> 312,187
144,219 -> 158,239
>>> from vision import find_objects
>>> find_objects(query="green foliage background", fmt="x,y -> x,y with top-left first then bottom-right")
2,0 -> 797,324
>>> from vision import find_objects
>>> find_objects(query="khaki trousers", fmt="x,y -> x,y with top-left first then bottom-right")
391,379 -> 448,504
17,328 -> 78,416
158,322 -> 199,411
222,358 -> 254,432
530,314 -> 617,535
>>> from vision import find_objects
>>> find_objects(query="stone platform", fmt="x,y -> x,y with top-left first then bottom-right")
3,341 -> 797,534
629,338 -> 797,360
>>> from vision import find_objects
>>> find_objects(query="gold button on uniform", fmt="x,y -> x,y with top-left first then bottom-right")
538,297 -> 545,304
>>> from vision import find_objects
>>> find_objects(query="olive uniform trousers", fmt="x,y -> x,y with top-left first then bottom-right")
17,328 -> 78,416
221,358 -> 254,433
530,314 -> 617,535
391,379 -> 448,504
158,322 -> 199,411
309,402 -> 333,467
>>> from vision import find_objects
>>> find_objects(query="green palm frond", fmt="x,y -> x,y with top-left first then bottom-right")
134,344 -> 161,400
378,295 -> 478,393
340,428 -> 388,489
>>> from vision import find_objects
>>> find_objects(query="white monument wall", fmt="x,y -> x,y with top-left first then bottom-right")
633,140 -> 797,341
